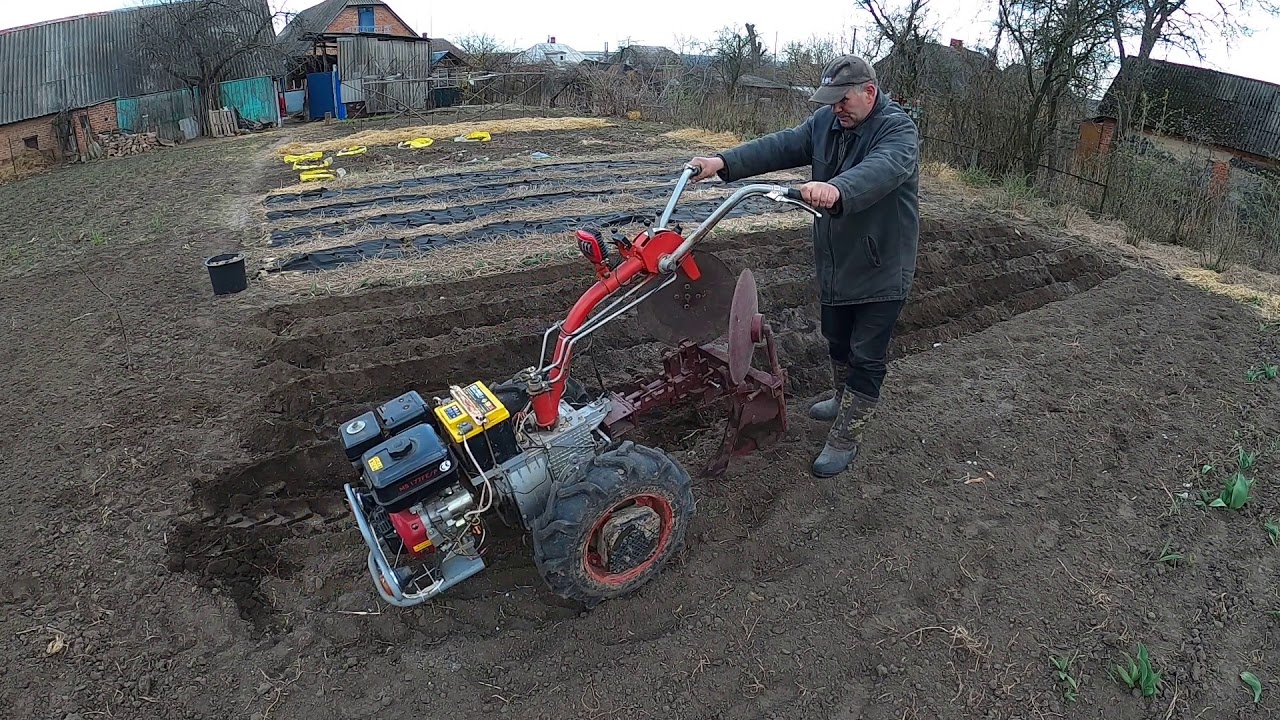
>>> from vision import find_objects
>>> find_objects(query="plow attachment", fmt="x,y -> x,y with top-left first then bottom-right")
603,269 -> 788,476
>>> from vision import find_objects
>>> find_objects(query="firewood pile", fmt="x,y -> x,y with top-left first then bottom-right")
95,131 -> 173,157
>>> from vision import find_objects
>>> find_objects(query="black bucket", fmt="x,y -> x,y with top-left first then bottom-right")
205,252 -> 248,296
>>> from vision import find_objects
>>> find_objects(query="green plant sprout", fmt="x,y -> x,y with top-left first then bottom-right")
1155,541 -> 1186,566
1241,671 -> 1263,703
1203,471 -> 1254,509
1113,644 -> 1162,698
1050,652 -> 1081,703
1246,363 -> 1279,382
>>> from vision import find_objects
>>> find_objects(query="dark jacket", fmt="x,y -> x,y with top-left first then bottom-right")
716,91 -> 920,306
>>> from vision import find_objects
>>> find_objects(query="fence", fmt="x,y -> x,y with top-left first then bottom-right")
116,76 -> 279,140
218,76 -> 280,127
920,132 -> 1280,270
117,87 -> 199,141
919,134 -> 1111,212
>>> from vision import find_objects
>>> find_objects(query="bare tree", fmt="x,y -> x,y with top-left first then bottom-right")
671,34 -> 705,56
131,0 -> 283,127
712,23 -> 769,94
456,33 -> 511,71
998,0 -> 1115,176
855,0 -> 938,101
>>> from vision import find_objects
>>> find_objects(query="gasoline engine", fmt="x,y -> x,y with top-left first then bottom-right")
339,164 -> 823,608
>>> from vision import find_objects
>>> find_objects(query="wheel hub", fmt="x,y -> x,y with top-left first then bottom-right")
597,505 -> 662,574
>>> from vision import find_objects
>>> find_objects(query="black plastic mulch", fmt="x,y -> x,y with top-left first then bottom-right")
267,196 -> 792,273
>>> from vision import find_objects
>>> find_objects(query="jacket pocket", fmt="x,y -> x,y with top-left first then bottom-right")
863,236 -> 882,267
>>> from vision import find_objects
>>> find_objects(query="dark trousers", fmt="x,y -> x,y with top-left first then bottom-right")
820,300 -> 905,400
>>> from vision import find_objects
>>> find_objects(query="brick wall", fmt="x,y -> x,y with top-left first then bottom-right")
70,101 -> 119,156
329,4 -> 416,36
0,114 -> 61,165
1098,119 -> 1116,153
1209,159 -> 1231,196
0,100 -> 119,167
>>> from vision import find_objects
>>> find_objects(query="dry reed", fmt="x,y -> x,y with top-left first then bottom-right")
279,117 -> 616,155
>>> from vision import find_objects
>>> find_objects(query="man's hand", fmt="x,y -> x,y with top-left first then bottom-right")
800,181 -> 841,209
688,156 -> 725,182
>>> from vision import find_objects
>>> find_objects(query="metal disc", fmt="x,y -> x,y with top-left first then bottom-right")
727,269 -> 760,385
637,251 -> 736,346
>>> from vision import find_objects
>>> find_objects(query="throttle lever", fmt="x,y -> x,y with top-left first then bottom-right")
768,188 -> 822,218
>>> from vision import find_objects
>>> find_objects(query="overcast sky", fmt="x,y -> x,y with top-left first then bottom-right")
2,0 -> 1278,85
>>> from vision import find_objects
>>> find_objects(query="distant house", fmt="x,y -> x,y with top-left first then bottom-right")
737,74 -> 802,102
278,0 -> 467,116
1078,58 -> 1280,186
277,0 -> 418,50
873,38 -> 997,104
606,45 -> 682,73
0,1 -> 275,167
511,38 -> 587,67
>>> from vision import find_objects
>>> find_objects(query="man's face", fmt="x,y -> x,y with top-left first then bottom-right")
832,83 -> 877,128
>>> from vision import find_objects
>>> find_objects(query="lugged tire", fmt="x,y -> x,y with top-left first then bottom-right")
531,440 -> 695,606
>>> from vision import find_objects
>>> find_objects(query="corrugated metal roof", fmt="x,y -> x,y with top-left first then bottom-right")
1099,58 -> 1280,161
0,0 -> 276,126
511,43 -> 586,66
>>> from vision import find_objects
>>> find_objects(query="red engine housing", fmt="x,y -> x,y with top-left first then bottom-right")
530,228 -> 703,428
389,508 -> 434,557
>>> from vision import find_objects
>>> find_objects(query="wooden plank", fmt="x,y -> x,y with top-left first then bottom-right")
207,109 -> 236,138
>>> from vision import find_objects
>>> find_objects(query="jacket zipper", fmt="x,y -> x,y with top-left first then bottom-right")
826,131 -> 849,302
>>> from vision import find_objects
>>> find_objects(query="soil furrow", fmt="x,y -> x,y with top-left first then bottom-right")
259,230 -> 808,333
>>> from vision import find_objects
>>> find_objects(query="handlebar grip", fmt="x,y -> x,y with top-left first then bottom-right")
784,188 -> 803,201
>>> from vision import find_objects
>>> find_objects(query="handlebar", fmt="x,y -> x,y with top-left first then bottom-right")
655,164 -> 822,274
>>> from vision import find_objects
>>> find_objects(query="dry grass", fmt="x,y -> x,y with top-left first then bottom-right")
260,210 -> 812,297
660,128 -> 742,149
262,147 -> 698,199
923,161 -> 1280,319
1176,268 -> 1280,319
279,117 -> 616,155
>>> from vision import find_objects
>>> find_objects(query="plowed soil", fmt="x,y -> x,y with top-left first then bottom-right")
2,119 -> 1279,720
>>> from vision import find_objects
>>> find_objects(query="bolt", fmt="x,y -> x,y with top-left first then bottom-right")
683,304 -> 690,309
684,294 -> 691,301
684,283 -> 691,290
695,293 -> 703,300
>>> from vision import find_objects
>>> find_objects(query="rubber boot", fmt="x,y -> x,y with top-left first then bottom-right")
808,359 -> 850,421
810,390 -> 877,478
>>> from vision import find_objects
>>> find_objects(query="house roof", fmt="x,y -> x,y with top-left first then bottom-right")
872,41 -> 995,98
738,74 -> 793,91
424,37 -> 464,57
608,45 -> 681,69
511,42 -> 586,66
0,0 -> 274,127
278,0 -> 416,54
1097,58 -> 1280,161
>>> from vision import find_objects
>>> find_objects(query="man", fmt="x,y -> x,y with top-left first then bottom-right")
688,55 -> 920,478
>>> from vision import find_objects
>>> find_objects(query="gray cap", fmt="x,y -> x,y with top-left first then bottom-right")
809,55 -> 877,104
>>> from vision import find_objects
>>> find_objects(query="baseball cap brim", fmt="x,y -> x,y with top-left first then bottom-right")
810,84 -> 851,105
